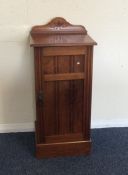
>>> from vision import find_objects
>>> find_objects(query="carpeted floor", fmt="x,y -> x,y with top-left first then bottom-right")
0,128 -> 128,175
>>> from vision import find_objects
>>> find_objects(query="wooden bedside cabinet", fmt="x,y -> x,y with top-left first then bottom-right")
30,17 -> 97,158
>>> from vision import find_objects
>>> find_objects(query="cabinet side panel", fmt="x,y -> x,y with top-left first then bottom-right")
34,47 -> 44,143
84,46 -> 93,139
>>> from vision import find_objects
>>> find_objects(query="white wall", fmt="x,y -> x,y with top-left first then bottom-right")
0,0 -> 128,132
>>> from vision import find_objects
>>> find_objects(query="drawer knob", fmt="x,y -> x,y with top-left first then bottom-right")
77,61 -> 80,65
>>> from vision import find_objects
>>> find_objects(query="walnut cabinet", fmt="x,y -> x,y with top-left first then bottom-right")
30,17 -> 97,158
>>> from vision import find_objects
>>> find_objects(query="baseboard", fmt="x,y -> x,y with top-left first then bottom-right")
0,119 -> 128,133
0,123 -> 34,133
92,119 -> 128,128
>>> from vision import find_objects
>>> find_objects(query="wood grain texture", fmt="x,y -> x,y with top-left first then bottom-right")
30,17 -> 97,47
45,133 -> 84,143
31,17 -> 96,158
31,17 -> 87,35
30,34 -> 97,47
43,73 -> 85,81
42,46 -> 86,56
42,54 -> 85,137
36,140 -> 91,158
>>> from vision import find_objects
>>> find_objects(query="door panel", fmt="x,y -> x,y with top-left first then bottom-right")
43,81 -> 56,136
43,80 -> 84,136
43,55 -> 85,74
70,80 -> 84,133
42,54 -> 86,143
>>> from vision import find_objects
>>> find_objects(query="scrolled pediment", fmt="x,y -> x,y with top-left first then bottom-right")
31,17 -> 87,34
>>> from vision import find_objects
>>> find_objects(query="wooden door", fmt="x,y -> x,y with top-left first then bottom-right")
38,46 -> 87,144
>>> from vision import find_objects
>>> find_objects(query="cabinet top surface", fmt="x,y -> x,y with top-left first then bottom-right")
30,17 -> 97,47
